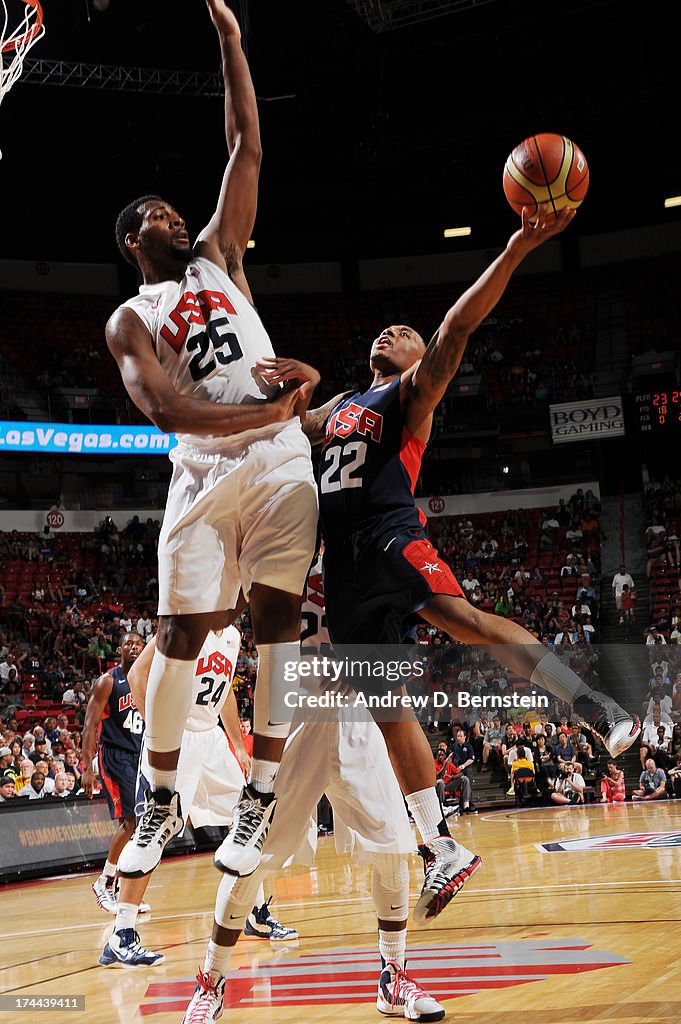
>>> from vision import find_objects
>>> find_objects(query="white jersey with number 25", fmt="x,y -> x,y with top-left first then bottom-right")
121,256 -> 281,450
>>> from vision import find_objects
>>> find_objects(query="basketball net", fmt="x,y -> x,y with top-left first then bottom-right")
1,0 -> 44,154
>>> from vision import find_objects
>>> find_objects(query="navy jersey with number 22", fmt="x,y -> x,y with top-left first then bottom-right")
97,664 -> 144,754
318,376 -> 463,646
318,377 -> 426,543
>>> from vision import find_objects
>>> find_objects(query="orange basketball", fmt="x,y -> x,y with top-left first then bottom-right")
502,133 -> 589,219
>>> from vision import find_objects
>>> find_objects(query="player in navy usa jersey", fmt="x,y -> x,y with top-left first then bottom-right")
82,632 -> 147,913
260,205 -> 640,918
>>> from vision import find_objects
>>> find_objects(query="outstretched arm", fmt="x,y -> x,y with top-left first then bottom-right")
195,0 -> 261,300
405,207 -> 575,423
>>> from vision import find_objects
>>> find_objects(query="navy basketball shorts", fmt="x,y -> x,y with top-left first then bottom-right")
98,745 -> 140,821
323,522 -> 464,647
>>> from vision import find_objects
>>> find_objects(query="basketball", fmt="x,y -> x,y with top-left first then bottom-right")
503,133 -> 589,219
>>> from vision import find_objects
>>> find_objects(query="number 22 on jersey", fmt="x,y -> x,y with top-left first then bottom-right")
320,441 -> 367,493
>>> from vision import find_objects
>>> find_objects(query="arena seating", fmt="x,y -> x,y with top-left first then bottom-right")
0,265 -> 603,428
1,493 -> 605,809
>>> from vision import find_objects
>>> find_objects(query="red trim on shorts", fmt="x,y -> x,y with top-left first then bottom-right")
98,748 -> 123,819
401,539 -> 464,596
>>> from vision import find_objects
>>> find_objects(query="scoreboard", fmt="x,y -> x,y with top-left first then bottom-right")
635,382 -> 681,435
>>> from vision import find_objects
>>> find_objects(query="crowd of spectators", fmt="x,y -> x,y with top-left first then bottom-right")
423,487 -> 602,652
0,491 -> 608,818
0,516 -> 258,803
457,318 -> 595,408
431,693 -> 681,809
430,704 -> 609,809
643,479 -> 681,650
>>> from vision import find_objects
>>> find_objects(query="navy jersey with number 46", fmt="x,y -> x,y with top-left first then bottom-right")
97,664 -> 144,754
318,377 -> 427,543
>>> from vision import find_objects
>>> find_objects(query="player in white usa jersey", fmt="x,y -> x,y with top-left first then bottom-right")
99,616 -> 297,968
178,575 -> 451,1024
107,1 -> 319,881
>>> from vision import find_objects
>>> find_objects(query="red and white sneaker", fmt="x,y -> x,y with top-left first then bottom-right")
181,970 -> 226,1022
377,961 -> 444,1022
413,837 -> 482,924
92,875 -> 118,914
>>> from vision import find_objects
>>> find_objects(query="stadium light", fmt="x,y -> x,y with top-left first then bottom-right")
443,226 -> 472,238
664,195 -> 681,209
247,239 -> 256,249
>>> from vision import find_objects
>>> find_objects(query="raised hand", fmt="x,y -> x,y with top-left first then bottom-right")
255,357 -> 321,390
204,0 -> 241,38
510,204 -> 576,255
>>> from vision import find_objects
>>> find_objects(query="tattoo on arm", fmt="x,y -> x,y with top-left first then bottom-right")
419,327 -> 467,386
304,392 -> 350,446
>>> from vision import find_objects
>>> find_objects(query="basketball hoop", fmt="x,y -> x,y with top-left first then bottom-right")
1,0 -> 44,108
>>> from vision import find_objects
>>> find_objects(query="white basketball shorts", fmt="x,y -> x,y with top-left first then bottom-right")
158,419 -> 318,615
140,726 -> 244,829
262,718 -> 415,869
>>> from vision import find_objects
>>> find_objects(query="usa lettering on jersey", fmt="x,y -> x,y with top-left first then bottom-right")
160,289 -> 238,352
118,693 -> 137,713
324,403 -> 384,446
196,650 -> 234,679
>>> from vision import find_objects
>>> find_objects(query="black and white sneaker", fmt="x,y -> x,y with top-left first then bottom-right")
99,928 -> 165,968
413,837 -> 482,924
117,788 -> 183,878
214,784 -> 276,877
243,898 -> 299,941
573,690 -> 641,758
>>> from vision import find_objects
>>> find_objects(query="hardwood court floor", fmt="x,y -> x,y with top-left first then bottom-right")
2,801 -> 680,1023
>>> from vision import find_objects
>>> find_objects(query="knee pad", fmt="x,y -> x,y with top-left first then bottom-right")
215,871 -> 263,929
371,853 -> 410,922
253,642 -> 300,740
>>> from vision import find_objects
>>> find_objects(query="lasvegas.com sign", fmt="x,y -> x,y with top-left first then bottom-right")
549,397 -> 625,445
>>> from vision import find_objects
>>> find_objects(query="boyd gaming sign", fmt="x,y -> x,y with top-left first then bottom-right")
549,396 -> 625,445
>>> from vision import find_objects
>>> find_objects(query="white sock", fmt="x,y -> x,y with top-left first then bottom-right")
254,882 -> 266,909
144,650 -> 196,792
115,901 -> 139,934
530,651 -> 590,705
102,859 -> 117,880
249,759 -> 278,794
204,939 -> 233,980
379,928 -> 406,969
406,787 -> 447,843
146,766 -> 178,793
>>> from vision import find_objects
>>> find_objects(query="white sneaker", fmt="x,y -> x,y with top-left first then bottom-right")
181,970 -> 226,1022
214,784 -> 276,877
573,690 -> 641,758
138,901 -> 151,914
117,788 -> 183,878
99,928 -> 165,968
377,961 -> 444,1021
443,804 -> 459,818
92,875 -> 118,914
413,837 -> 482,924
